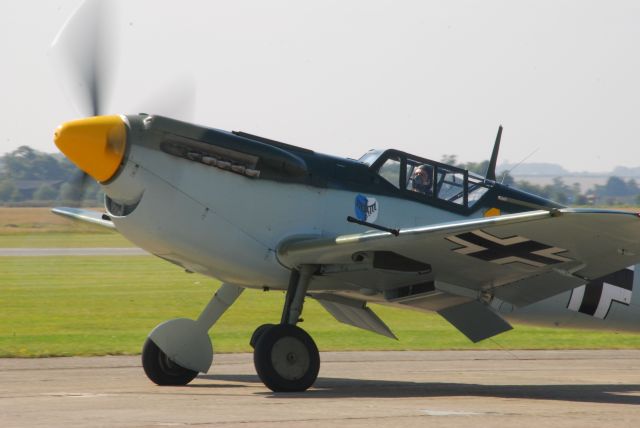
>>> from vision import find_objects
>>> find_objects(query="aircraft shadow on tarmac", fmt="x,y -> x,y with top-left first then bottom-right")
198,374 -> 640,405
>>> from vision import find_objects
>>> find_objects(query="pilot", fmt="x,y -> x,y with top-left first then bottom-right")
410,164 -> 433,195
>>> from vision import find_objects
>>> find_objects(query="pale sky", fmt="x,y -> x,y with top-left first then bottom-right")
1,0 -> 639,172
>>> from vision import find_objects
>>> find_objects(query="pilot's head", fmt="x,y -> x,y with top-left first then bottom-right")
411,164 -> 433,194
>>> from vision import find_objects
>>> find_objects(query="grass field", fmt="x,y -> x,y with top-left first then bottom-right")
2,206 -> 640,357
2,255 -> 640,358
0,207 -> 132,247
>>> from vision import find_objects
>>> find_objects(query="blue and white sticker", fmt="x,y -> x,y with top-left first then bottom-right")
354,194 -> 379,223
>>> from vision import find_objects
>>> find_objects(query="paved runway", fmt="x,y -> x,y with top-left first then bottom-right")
2,350 -> 640,427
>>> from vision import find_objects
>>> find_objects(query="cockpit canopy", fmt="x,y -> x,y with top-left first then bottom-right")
359,149 -> 490,210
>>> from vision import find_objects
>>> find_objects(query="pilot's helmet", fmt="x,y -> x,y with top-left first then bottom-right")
412,164 -> 433,193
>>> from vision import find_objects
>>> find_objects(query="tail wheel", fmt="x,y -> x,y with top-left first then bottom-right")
253,324 -> 320,392
141,338 -> 198,386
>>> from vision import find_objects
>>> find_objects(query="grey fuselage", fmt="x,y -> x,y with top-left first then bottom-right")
101,114 -> 640,335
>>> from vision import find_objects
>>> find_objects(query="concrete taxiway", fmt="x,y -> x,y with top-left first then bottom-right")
2,350 -> 640,427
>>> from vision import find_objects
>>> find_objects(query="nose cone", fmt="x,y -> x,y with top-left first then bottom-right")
54,115 -> 127,182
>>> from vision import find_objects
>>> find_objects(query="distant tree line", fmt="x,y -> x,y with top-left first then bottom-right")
0,146 -> 102,206
442,155 -> 640,206
514,172 -> 640,206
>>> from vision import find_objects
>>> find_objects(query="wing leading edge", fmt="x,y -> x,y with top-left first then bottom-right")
278,209 -> 640,310
51,207 -> 116,229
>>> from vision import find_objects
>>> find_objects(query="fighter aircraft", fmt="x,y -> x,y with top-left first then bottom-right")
52,1 -> 640,392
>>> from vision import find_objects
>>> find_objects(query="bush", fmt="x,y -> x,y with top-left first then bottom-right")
33,184 -> 58,201
0,180 -> 16,202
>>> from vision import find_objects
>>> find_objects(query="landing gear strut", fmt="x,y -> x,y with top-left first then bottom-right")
252,265 -> 320,392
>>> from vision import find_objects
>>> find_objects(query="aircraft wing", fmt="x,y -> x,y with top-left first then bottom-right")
278,209 -> 640,309
51,207 -> 116,230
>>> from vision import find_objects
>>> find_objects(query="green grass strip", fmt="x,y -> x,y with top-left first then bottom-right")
1,256 -> 640,357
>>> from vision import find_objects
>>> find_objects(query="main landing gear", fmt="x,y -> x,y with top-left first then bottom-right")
141,265 -> 320,392
251,265 -> 320,392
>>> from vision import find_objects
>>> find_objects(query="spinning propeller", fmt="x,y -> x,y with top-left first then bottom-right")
52,0 -> 195,204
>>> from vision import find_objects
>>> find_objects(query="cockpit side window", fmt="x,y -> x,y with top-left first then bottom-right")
405,159 -> 473,207
435,167 -> 466,206
369,149 -> 490,211
406,159 -> 435,196
376,156 -> 401,188
468,176 -> 489,206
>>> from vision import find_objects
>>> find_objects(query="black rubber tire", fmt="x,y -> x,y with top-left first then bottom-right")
250,323 -> 275,349
253,324 -> 320,392
141,338 -> 199,386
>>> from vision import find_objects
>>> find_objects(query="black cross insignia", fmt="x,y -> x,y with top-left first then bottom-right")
446,229 -> 572,268
567,267 -> 634,319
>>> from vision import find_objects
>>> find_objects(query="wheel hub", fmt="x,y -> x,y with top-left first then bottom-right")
271,337 -> 310,381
